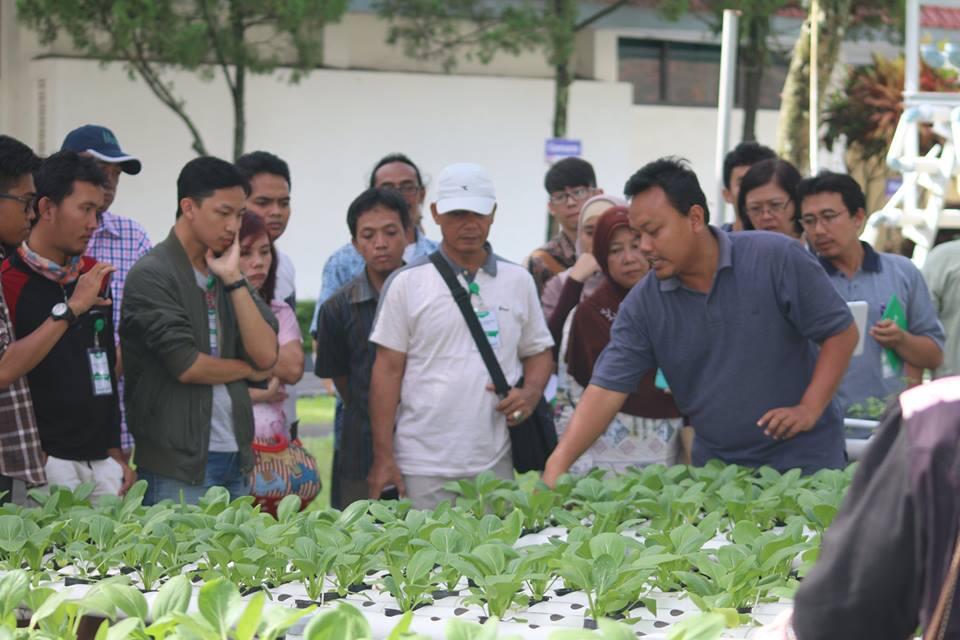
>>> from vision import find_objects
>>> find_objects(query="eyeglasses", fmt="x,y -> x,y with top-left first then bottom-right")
745,199 -> 790,218
800,209 -> 847,229
0,193 -> 35,214
380,182 -> 422,196
549,187 -> 592,205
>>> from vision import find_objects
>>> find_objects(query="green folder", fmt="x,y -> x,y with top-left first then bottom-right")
881,293 -> 907,372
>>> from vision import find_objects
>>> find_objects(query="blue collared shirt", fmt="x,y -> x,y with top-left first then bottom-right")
820,242 -> 945,415
592,227 -> 854,474
310,228 -> 438,336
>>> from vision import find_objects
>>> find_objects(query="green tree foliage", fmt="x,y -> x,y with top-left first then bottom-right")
776,0 -> 904,172
375,0 -> 634,138
659,0 -> 795,144
16,0 -> 348,159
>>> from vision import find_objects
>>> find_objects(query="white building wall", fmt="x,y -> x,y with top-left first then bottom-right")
5,56 -> 778,299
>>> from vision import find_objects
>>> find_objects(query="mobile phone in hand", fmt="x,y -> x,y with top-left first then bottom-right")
98,271 -> 112,298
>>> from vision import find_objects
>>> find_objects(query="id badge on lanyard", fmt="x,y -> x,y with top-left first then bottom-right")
88,316 -> 112,397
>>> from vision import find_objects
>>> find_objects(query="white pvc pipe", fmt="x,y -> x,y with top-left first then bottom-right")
905,0 -> 920,95
809,0 -> 820,174
714,9 -> 739,225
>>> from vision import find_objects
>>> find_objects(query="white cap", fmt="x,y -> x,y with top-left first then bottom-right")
434,163 -> 497,215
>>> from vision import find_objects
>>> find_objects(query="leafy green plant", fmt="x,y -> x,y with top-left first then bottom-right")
451,543 -> 527,618
381,547 -> 438,612
554,532 -> 678,621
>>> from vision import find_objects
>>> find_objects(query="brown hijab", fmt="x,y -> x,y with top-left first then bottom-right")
565,208 -> 680,419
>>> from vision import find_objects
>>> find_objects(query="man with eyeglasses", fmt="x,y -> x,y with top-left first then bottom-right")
310,153 -> 438,340
798,172 -> 944,416
61,125 -> 150,461
526,157 -> 601,298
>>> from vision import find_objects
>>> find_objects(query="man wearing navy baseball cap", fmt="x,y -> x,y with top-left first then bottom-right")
61,125 -> 152,461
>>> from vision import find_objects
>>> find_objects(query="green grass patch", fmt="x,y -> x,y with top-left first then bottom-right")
296,394 -> 335,425
300,435 -> 333,511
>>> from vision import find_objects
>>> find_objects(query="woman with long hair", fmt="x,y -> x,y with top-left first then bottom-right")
237,212 -> 318,514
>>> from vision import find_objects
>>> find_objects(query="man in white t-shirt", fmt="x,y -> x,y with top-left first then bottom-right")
367,163 -> 554,509
236,152 -> 302,435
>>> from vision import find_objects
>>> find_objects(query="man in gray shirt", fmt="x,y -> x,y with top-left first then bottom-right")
799,172 -> 944,415
543,158 -> 859,481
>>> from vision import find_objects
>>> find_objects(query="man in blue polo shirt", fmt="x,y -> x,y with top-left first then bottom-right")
799,172 -> 944,416
543,158 -> 859,481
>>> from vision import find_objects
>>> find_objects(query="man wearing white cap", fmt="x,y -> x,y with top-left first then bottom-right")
61,125 -> 150,460
367,163 -> 554,509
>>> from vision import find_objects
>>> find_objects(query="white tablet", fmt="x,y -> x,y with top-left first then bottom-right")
847,301 -> 869,356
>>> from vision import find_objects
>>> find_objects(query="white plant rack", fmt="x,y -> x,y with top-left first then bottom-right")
861,0 -> 960,267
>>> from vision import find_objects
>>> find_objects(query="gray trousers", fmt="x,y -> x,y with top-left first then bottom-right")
402,446 -> 513,511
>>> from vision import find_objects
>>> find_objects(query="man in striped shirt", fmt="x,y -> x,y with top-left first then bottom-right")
62,125 -> 152,457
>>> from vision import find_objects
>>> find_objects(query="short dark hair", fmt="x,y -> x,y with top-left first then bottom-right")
722,141 -> 777,189
796,171 -> 866,217
238,211 -> 278,303
347,187 -> 411,239
737,158 -> 803,234
235,151 -> 291,189
544,157 -> 597,194
623,157 -> 710,224
176,156 -> 250,219
0,135 -> 41,192
369,153 -> 423,189
35,151 -> 108,206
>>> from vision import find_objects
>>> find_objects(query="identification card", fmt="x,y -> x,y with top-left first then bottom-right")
881,349 -> 898,379
476,309 -> 500,348
87,348 -> 113,396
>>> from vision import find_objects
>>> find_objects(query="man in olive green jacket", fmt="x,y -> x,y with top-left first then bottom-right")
121,157 -> 278,505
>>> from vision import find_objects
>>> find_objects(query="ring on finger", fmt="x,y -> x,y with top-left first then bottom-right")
511,409 -> 523,421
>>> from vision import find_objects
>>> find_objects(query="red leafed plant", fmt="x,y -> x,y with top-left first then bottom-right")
824,53 -> 959,162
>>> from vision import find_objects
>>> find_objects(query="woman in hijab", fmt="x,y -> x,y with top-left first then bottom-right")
541,194 -> 626,324
554,207 -> 684,473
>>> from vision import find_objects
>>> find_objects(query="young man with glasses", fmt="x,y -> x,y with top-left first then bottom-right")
799,172 -> 944,416
526,157 -> 601,298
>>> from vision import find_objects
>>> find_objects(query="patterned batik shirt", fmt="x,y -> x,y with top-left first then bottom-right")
0,251 -> 45,485
527,231 -> 576,298
85,211 -> 152,450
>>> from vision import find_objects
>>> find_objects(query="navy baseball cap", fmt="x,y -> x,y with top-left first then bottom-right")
60,125 -> 142,175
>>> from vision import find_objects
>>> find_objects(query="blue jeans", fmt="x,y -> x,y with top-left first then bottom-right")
140,451 -> 249,506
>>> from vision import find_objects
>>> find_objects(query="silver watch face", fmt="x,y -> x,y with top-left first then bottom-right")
52,302 -> 68,317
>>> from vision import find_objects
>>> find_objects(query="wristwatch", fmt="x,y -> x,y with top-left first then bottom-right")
223,278 -> 247,293
51,302 -> 77,326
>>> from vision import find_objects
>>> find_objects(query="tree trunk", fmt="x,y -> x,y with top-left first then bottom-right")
231,2 -> 246,160
232,64 -> 246,160
553,60 -> 571,138
740,16 -> 769,143
776,0 -> 852,172
547,0 -> 576,139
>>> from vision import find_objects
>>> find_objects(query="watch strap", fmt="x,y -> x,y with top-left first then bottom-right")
223,278 -> 247,293
52,303 -> 77,326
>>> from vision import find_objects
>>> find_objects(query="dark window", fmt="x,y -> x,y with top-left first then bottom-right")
618,37 -> 787,109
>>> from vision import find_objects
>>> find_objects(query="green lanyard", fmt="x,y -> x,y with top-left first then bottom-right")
93,317 -> 105,349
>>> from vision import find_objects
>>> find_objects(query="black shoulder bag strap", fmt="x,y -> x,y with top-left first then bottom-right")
428,252 -> 510,397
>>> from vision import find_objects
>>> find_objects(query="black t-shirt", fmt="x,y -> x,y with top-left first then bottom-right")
1,254 -> 120,460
